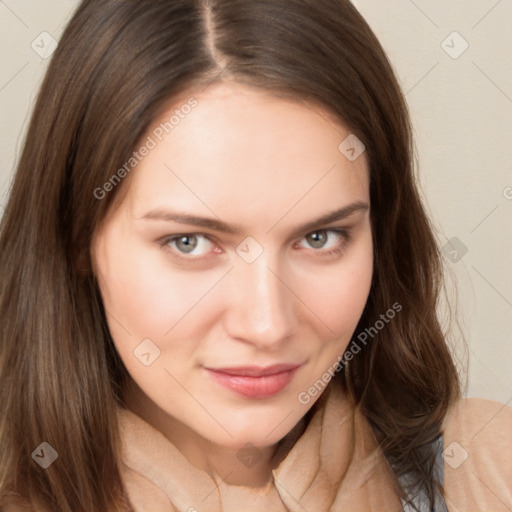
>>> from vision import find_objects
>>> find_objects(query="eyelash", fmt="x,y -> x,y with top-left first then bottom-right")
156,229 -> 353,263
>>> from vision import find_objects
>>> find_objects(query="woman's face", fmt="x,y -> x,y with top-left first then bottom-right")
91,82 -> 373,450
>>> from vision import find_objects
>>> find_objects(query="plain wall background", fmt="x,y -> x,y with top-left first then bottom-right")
0,0 -> 510,402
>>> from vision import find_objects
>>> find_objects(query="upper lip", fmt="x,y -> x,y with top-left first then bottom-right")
206,363 -> 302,377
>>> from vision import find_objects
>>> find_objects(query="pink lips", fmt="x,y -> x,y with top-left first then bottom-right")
205,363 -> 301,399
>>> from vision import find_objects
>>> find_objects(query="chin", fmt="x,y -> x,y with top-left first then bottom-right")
198,411 -> 301,450
211,431 -> 282,451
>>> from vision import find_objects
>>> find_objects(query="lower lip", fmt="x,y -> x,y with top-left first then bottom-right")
205,367 -> 300,399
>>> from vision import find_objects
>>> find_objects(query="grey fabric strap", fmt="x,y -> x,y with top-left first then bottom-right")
400,435 -> 448,512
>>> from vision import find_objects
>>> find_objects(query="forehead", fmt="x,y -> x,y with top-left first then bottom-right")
123,82 -> 369,228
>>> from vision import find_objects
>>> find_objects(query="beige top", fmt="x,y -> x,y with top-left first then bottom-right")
118,384 -> 512,512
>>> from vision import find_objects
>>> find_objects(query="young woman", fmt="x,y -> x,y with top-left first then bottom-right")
0,1 -> 510,511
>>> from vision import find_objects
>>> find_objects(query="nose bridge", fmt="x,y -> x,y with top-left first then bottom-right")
226,252 -> 296,345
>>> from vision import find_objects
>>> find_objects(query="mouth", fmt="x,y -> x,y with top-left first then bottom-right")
204,363 -> 303,399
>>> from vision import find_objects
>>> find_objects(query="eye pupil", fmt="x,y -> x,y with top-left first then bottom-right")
176,235 -> 198,253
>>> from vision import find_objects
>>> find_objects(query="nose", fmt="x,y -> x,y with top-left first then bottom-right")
223,254 -> 298,349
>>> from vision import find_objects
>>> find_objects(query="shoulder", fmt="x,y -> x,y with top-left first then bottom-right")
442,397 -> 512,511
442,396 -> 512,451
444,395 -> 511,428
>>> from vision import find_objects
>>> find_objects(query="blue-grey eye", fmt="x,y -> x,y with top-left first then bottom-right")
174,235 -> 199,253
305,231 -> 329,249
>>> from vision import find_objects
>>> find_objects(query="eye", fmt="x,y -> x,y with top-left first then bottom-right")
160,234 -> 217,258
157,228 -> 352,263
297,229 -> 351,256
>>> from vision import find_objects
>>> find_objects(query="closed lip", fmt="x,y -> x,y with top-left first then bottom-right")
205,363 -> 302,377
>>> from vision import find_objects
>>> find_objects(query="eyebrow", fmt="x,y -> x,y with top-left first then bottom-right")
139,201 -> 369,236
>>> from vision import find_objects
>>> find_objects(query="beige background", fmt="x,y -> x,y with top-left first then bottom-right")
0,1 -> 511,402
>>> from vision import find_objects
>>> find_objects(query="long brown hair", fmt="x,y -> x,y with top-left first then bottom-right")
0,0 -> 460,510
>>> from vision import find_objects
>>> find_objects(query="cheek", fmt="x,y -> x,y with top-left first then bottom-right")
98,241 -> 223,337
294,232 -> 373,341
95,240 -> 230,379
97,225 -> 373,367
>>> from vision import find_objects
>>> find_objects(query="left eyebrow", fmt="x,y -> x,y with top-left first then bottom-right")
138,201 -> 369,236
283,201 -> 369,236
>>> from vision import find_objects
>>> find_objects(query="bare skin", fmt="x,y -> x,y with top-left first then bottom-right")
91,81 -> 373,499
